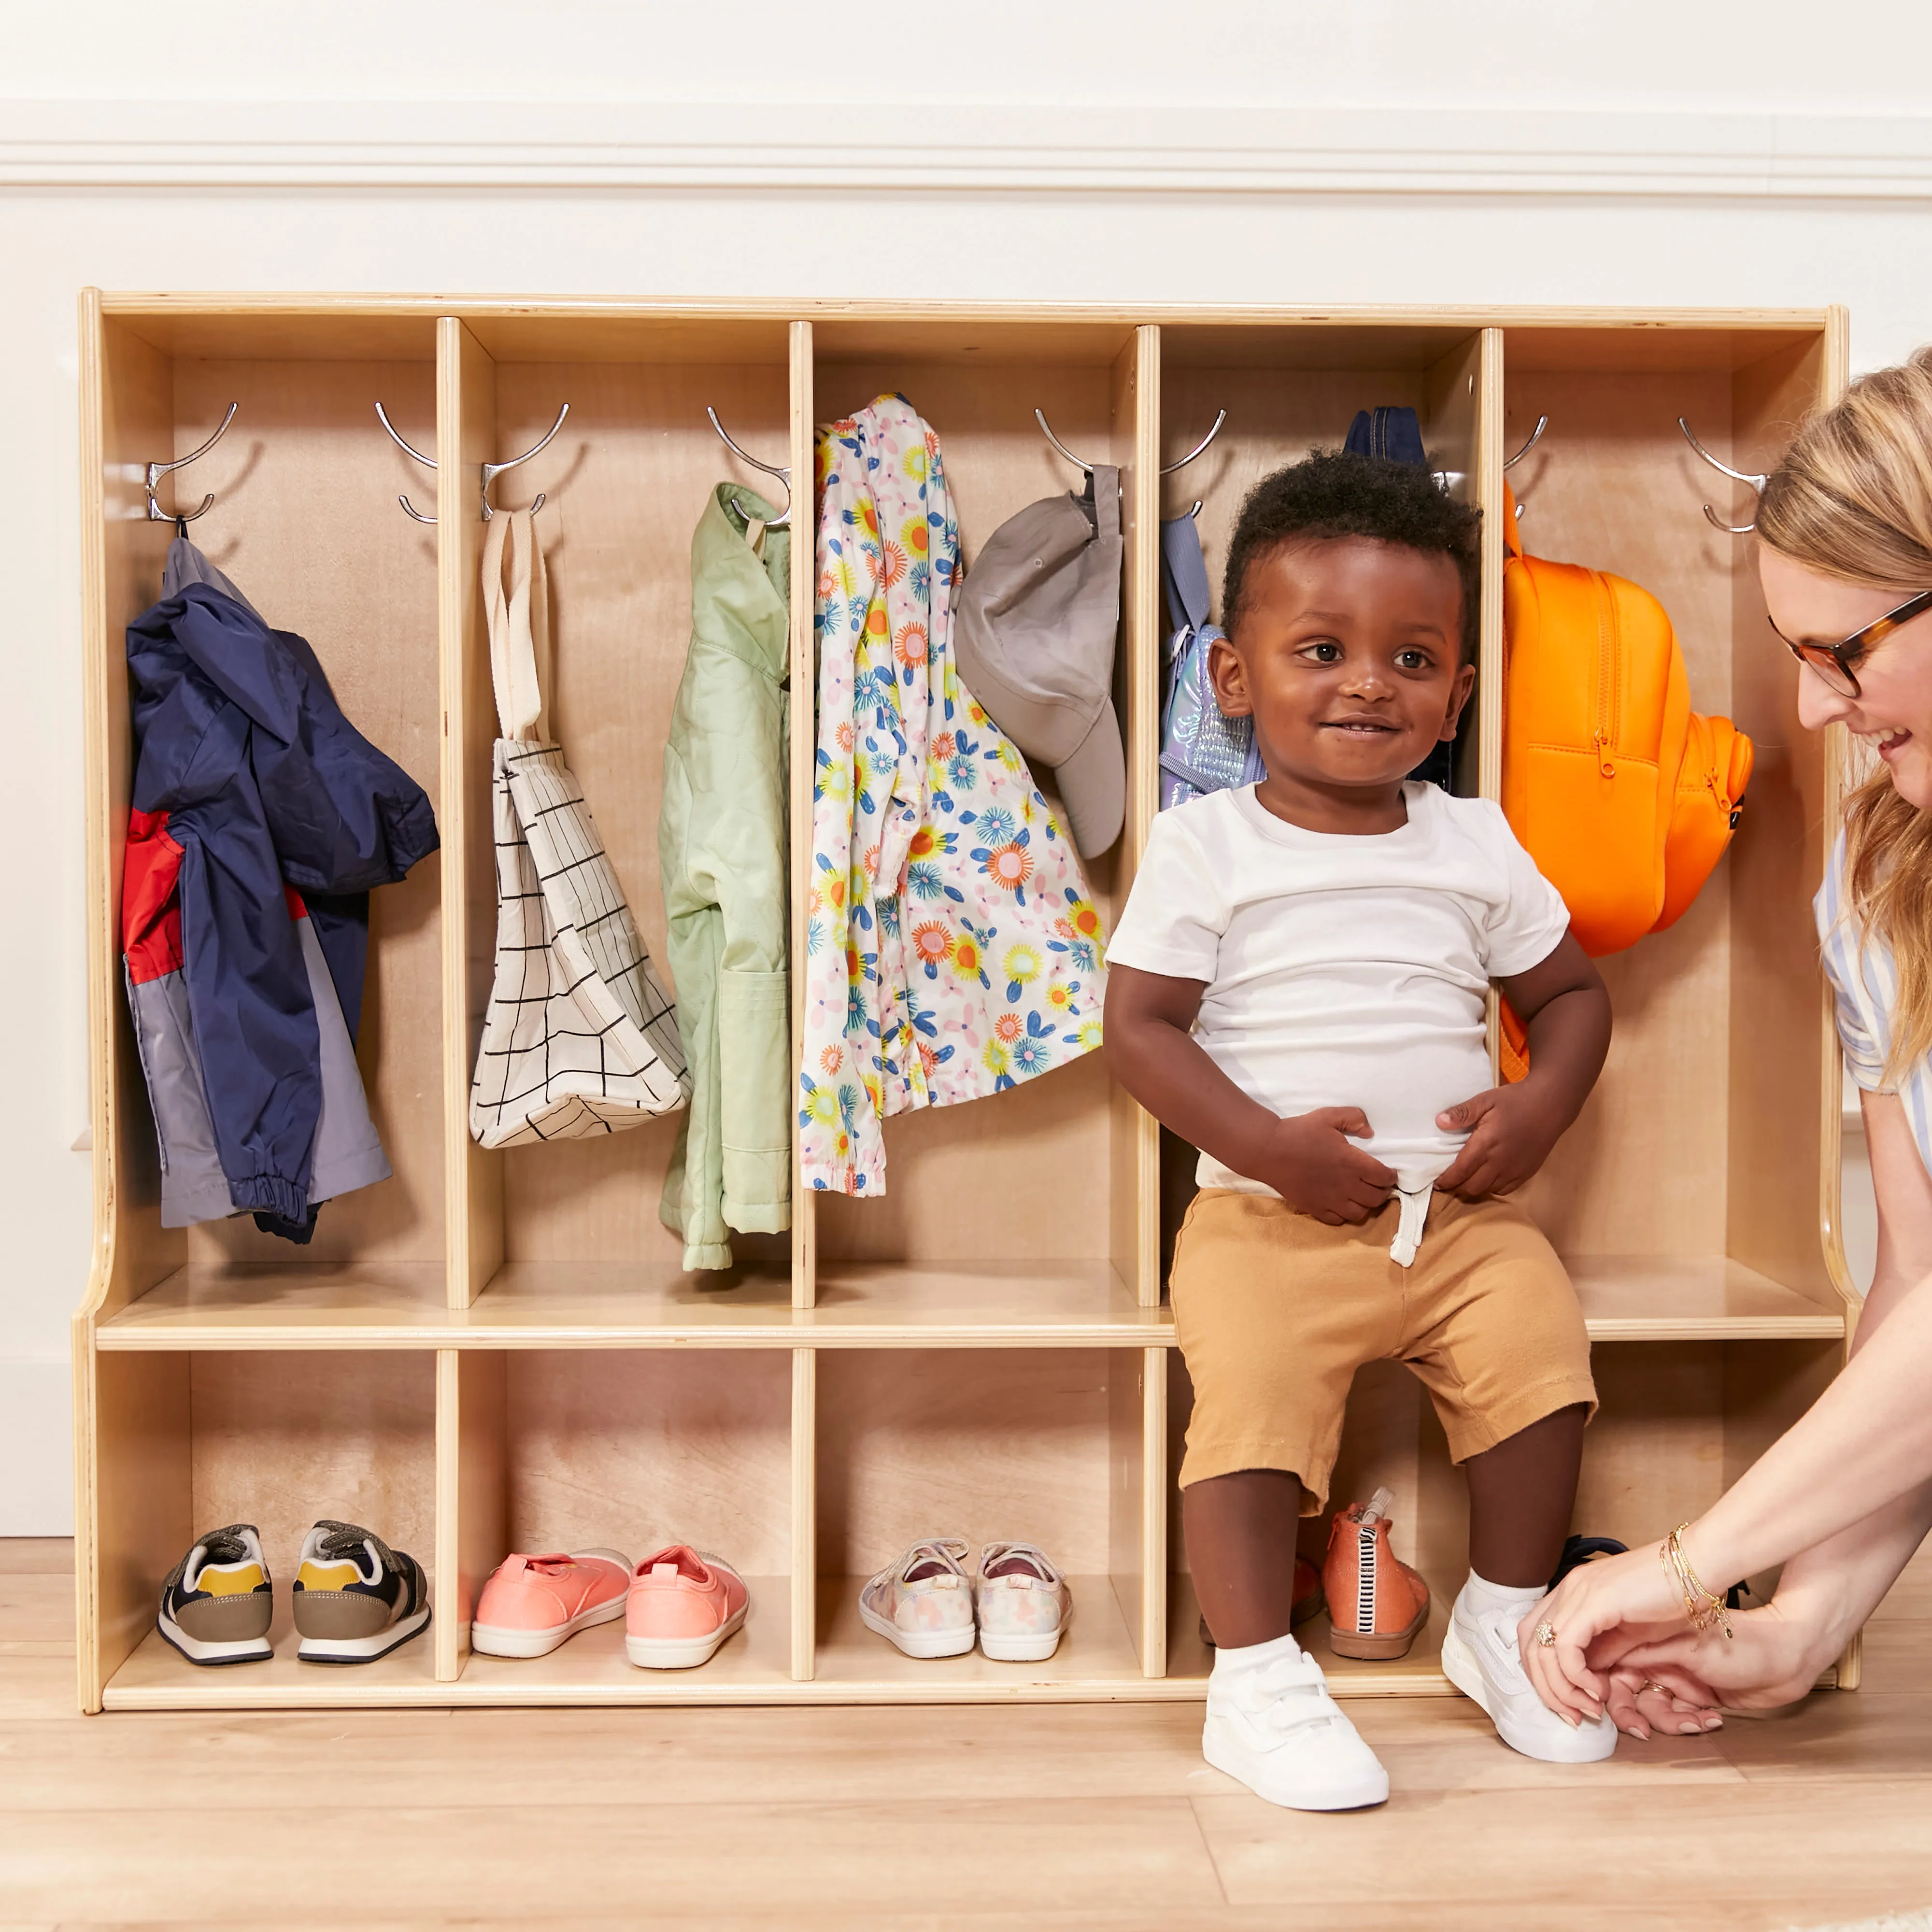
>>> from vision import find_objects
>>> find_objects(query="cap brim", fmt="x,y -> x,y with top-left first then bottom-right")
1053,696 -> 1126,859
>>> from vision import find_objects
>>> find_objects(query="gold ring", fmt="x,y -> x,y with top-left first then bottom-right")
1534,1621 -> 1558,1648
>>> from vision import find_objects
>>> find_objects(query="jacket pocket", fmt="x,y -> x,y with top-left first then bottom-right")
718,968 -> 791,1229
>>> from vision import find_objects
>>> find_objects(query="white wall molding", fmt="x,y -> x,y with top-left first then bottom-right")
6,101 -> 1932,199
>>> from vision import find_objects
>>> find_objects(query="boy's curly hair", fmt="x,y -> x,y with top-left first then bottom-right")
1222,451 -> 1483,664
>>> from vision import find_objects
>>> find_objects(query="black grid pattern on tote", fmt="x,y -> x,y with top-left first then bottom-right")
469,738 -> 688,1148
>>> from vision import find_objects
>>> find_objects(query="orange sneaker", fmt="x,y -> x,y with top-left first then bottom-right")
1323,1488 -> 1430,1661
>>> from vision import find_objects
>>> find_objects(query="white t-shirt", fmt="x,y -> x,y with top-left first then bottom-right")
1107,782 -> 1570,1196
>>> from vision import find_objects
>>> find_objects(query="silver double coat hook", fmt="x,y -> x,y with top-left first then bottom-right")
146,402 -> 239,526
706,406 -> 792,530
375,401 -> 572,523
374,402 -> 437,524
1678,417 -> 1767,534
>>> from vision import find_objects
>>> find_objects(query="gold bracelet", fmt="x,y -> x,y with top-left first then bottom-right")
1659,1523 -> 1733,1639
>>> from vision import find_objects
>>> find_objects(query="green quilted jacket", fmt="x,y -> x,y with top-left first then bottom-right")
657,485 -> 791,1268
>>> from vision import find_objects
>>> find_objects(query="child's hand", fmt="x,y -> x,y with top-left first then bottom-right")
1260,1108 -> 1397,1225
1431,1082 -> 1565,1199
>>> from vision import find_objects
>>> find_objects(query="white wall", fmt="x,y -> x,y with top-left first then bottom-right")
4,1 -> 1927,1531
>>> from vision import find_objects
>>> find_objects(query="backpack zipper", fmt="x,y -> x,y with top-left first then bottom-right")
1591,571 -> 1619,776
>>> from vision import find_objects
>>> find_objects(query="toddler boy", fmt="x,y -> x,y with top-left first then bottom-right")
1107,452 -> 1615,1809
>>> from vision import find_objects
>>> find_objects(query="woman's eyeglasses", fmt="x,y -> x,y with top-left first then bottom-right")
1770,587 -> 1932,699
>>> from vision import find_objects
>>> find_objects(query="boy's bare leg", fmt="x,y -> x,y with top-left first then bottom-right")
1185,1468 -> 1307,1648
1463,1404 -> 1589,1588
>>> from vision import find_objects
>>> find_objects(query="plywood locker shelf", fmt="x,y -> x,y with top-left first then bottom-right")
77,297 -> 1852,1715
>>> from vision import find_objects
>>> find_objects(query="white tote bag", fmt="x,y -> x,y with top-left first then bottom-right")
469,511 -> 689,1147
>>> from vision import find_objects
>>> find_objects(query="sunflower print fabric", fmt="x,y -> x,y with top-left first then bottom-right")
801,394 -> 1108,1194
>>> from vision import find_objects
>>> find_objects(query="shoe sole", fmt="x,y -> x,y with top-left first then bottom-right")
1439,1619 -> 1616,1763
857,1596 -> 975,1658
1201,1714 -> 1389,1811
625,1601 -> 747,1670
979,1622 -> 1065,1662
297,1602 -> 432,1664
156,1609 -> 272,1667
1326,1591 -> 1430,1661
472,1594 -> 626,1659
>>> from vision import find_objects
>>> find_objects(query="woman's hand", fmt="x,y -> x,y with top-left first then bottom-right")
1599,1670 -> 1725,1742
1516,1540 -> 1688,1724
1605,1600 -> 1825,1716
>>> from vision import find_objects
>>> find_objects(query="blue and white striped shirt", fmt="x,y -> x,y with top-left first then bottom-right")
1818,830 -> 1932,1167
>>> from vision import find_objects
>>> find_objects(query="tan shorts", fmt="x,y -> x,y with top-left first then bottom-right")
1171,1188 -> 1596,1510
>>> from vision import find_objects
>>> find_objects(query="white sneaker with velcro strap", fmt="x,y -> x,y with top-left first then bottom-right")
974,1541 -> 1071,1661
1440,1587 -> 1617,1763
859,1537 -> 976,1659
1202,1632 -> 1390,1811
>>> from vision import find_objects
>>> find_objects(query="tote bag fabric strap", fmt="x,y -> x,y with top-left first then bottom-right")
483,508 -> 552,743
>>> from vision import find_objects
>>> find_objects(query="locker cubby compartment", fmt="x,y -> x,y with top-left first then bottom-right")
86,305 -> 448,1341
443,315 -> 802,1321
810,1347 -> 1167,1696
445,1348 -> 800,1701
96,1349 -> 439,1708
806,317 -> 1157,1330
1499,321 -> 1850,1337
1164,1335 -> 1845,1695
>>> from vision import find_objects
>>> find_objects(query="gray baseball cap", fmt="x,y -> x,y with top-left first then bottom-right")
952,466 -> 1124,857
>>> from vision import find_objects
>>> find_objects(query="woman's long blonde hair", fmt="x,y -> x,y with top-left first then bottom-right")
1759,347 -> 1932,1078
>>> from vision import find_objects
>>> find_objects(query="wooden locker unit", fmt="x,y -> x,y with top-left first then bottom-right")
74,295 -> 1853,1714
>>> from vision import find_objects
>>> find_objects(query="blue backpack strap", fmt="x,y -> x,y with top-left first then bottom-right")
1161,512 -> 1215,640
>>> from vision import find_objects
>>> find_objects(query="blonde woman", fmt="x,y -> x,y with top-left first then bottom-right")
1524,350 -> 1932,1740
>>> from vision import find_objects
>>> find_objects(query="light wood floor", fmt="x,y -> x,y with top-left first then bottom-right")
6,1540 -> 1932,1931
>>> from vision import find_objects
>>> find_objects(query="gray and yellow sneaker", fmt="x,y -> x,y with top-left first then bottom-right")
158,1523 -> 274,1665
293,1520 -> 431,1663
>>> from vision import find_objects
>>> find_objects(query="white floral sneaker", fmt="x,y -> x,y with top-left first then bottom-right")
859,1538 -> 976,1659
975,1542 -> 1071,1662
1202,1633 -> 1389,1811
1440,1585 -> 1617,1763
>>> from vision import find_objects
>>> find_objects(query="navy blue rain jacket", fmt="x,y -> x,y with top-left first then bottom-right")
126,583 -> 439,1225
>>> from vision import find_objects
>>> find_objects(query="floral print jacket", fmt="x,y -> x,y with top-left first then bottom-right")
801,395 -> 1107,1194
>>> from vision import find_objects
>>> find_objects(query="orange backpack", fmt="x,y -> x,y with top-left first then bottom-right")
1498,488 -> 1753,1076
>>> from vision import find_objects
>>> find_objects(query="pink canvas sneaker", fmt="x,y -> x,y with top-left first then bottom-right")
975,1541 -> 1072,1662
625,1545 -> 749,1669
470,1549 -> 631,1659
